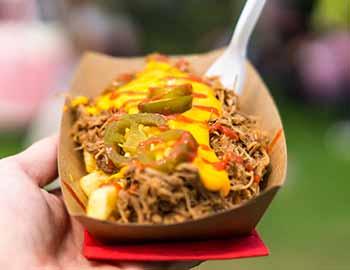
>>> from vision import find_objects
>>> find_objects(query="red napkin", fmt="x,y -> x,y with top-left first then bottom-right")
83,230 -> 269,261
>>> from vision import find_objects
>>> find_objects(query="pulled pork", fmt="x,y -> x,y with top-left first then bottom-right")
114,164 -> 234,224
71,107 -> 120,174
71,88 -> 270,224
210,88 -> 270,204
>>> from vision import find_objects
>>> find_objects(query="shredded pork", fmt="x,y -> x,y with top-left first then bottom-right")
71,85 -> 270,224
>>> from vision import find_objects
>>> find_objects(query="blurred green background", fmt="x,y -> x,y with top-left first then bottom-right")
0,0 -> 349,269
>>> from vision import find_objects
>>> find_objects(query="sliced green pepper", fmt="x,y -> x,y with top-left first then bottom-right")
149,84 -> 192,99
126,113 -> 166,126
138,95 -> 193,115
104,113 -> 166,167
104,118 -> 130,167
139,84 -> 193,115
105,145 -> 129,167
122,122 -> 147,154
104,119 -> 128,145
138,129 -> 198,172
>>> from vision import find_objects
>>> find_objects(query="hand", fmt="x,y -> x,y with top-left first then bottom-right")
0,136 -> 201,270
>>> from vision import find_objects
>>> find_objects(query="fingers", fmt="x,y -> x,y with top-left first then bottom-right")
117,261 -> 202,270
167,261 -> 202,270
14,135 -> 58,187
86,260 -> 144,270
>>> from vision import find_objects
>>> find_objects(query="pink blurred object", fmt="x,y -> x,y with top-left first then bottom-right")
0,0 -> 37,21
0,23 -> 72,129
296,32 -> 350,101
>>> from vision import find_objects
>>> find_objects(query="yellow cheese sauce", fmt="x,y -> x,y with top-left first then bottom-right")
73,58 -> 230,200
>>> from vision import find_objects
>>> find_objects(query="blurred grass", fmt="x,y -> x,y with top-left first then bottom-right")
0,131 -> 26,159
0,102 -> 348,270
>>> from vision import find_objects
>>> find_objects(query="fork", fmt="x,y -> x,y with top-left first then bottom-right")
206,0 -> 267,94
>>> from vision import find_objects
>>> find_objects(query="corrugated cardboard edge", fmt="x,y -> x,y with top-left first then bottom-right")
58,49 -> 287,242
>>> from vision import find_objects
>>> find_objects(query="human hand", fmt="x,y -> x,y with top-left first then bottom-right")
0,136 -> 201,270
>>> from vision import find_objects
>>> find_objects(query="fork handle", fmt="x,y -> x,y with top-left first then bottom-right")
230,0 -> 266,56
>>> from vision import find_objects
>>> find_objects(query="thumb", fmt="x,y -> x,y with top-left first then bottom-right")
14,135 -> 58,187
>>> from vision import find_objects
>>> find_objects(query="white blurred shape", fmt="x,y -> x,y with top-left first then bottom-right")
25,95 -> 64,144
206,0 -> 266,94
